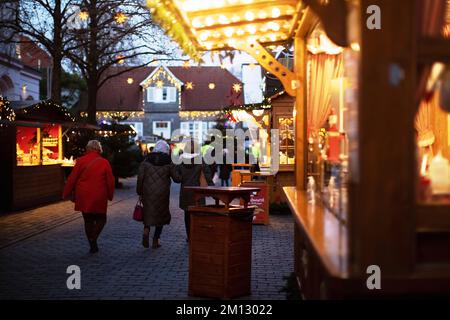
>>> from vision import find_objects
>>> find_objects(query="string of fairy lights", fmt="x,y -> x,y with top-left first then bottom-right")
80,111 -> 145,120
17,100 -> 76,122
0,96 -> 16,126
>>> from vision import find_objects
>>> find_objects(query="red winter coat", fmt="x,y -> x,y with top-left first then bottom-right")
63,150 -> 115,214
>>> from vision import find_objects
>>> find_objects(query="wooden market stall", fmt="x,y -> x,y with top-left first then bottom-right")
147,0 -> 450,298
0,99 -> 75,212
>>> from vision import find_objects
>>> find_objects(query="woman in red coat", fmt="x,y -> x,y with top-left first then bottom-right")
63,140 -> 115,253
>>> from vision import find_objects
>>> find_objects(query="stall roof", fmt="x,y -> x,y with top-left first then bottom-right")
14,100 -> 75,124
147,0 -> 303,56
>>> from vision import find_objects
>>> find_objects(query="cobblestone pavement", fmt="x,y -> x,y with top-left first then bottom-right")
0,177 -> 294,300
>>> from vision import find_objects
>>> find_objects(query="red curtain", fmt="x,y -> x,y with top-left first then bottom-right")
307,53 -> 344,136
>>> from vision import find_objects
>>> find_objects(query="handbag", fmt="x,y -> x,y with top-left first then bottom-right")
133,198 -> 143,222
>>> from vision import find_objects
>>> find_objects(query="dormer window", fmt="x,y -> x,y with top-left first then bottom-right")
147,86 -> 176,103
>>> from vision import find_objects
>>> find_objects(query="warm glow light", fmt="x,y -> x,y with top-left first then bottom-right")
115,12 -> 128,24
127,78 -> 134,84
156,80 -> 164,88
192,18 -> 202,28
267,22 -> 280,31
230,15 -> 240,23
236,29 -> 245,36
205,17 -> 214,26
208,83 -> 216,89
186,81 -> 194,90
271,7 -> 281,18
257,10 -> 268,19
351,42 -> 361,51
224,28 -> 234,38
199,32 -> 209,41
245,11 -> 255,21
252,109 -> 264,117
117,55 -> 125,64
246,25 -> 257,34
183,60 -> 191,68
233,83 -> 242,92
79,11 -> 89,21
218,15 -> 229,24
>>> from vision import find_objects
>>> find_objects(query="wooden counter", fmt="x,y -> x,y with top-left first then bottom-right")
283,186 -> 349,279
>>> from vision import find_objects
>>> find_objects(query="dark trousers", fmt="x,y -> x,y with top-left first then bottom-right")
221,179 -> 229,186
144,225 -> 163,240
184,210 -> 190,239
82,213 -> 107,242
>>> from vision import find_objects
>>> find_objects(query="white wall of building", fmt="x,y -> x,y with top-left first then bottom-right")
0,59 -> 41,101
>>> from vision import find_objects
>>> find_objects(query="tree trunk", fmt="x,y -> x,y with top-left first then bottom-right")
51,54 -> 62,103
87,79 -> 97,124
86,0 -> 98,125
51,0 -> 62,104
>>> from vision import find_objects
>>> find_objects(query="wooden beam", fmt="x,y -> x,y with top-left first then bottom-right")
233,40 -> 298,97
294,35 -> 306,190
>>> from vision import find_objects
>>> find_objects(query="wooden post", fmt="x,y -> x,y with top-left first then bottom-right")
294,35 -> 307,190
352,0 -> 417,275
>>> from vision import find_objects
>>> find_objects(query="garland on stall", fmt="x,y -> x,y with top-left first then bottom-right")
16,100 -> 75,122
146,0 -> 203,62
222,98 -> 272,122
0,96 -> 16,125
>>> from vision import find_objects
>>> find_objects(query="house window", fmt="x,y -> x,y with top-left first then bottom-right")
153,121 -> 171,139
155,122 -> 168,128
147,86 -> 176,103
180,121 -> 206,143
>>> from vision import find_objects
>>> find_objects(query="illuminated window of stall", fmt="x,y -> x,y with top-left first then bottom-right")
16,126 -> 41,166
42,124 -> 62,165
278,117 -> 295,165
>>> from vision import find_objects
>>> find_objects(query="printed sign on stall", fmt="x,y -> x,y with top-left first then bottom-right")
245,182 -> 269,225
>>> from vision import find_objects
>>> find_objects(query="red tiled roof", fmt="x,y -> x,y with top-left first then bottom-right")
170,66 -> 243,111
20,36 -> 52,69
96,67 -> 152,111
95,66 -> 243,112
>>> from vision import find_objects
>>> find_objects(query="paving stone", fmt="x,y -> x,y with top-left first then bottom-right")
0,177 -> 294,300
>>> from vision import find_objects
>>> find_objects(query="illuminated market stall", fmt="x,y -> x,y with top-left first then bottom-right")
147,0 -> 450,298
0,98 -> 75,211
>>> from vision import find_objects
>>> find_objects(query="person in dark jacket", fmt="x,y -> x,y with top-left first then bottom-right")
176,140 -> 214,241
137,140 -> 180,249
218,149 -> 232,186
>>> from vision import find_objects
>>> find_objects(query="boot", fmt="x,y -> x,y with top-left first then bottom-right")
143,227 -> 150,248
89,239 -> 98,253
152,238 -> 161,249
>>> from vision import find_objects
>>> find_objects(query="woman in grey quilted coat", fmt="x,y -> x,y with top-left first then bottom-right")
137,140 -> 180,249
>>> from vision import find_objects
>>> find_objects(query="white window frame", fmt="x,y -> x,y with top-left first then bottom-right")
150,86 -> 177,103
152,121 -> 171,139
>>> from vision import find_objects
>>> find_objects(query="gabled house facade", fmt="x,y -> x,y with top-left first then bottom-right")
94,65 -> 243,143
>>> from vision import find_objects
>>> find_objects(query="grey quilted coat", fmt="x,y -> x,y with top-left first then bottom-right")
136,152 -> 180,226
175,155 -> 214,211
